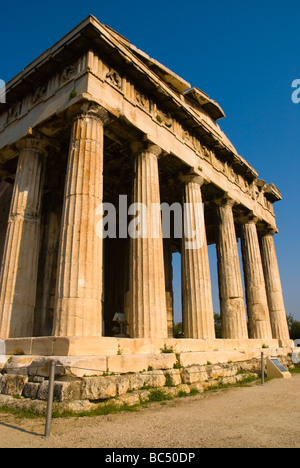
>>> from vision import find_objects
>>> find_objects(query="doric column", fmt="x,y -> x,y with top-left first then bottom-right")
259,228 -> 290,340
53,103 -> 108,337
181,175 -> 215,339
241,216 -> 272,339
216,197 -> 248,339
0,136 -> 48,338
128,141 -> 168,339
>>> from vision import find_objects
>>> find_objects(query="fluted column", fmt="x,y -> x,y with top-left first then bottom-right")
181,175 -> 215,339
128,142 -> 168,339
259,229 -> 290,340
0,136 -> 47,338
216,197 -> 248,339
53,103 -> 108,337
241,217 -> 272,339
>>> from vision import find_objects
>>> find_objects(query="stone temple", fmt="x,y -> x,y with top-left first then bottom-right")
0,16 -> 292,365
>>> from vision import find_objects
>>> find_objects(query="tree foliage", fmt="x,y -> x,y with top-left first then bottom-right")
287,314 -> 300,340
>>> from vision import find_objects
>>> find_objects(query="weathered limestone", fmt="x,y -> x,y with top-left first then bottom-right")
216,198 -> 248,339
0,137 -> 48,338
181,175 -> 215,339
0,374 -> 28,396
0,18 -> 291,354
241,217 -> 272,339
53,103 -> 108,337
259,230 -> 290,340
128,142 -> 168,339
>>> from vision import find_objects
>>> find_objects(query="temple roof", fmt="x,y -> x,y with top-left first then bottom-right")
2,15 -> 259,180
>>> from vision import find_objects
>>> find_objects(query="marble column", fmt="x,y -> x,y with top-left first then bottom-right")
241,217 -> 272,339
181,175 -> 215,339
216,197 -> 248,339
259,229 -> 290,340
53,103 -> 108,337
0,136 -> 47,338
128,142 -> 168,339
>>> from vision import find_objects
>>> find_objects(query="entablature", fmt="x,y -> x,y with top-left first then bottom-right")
0,15 -> 280,229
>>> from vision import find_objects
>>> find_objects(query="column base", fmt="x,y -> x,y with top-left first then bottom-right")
3,336 -> 294,357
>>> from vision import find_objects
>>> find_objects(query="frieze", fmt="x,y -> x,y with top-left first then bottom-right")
32,85 -> 47,104
0,49 -> 274,216
62,64 -> 76,82
106,69 -> 122,90
135,89 -> 150,112
156,109 -> 173,129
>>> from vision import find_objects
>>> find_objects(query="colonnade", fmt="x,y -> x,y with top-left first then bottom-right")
0,103 -> 290,341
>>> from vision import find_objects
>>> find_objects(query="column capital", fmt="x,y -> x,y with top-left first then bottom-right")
213,194 -> 236,209
259,224 -> 278,237
16,135 -> 50,156
243,212 -> 259,225
130,139 -> 163,158
179,171 -> 206,187
67,100 -> 110,125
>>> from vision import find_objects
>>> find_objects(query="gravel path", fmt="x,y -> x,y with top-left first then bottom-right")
0,374 -> 299,448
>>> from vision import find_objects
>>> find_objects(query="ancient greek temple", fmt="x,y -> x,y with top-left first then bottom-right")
0,16 -> 291,357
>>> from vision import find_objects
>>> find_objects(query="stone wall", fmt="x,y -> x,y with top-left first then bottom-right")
0,352 -> 294,416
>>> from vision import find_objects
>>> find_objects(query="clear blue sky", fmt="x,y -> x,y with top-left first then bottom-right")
1,0 -> 299,321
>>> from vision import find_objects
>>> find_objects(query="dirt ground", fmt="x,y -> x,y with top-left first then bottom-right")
0,374 -> 299,449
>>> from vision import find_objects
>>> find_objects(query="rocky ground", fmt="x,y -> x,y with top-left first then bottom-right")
0,374 -> 299,448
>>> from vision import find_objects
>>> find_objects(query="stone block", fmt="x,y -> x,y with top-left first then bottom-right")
28,357 -> 58,378
221,376 -> 238,385
107,355 -> 148,374
208,364 -> 237,380
22,382 -> 40,399
4,338 -> 32,356
147,354 -> 177,370
54,381 -> 82,402
189,383 -> 205,393
112,376 -> 130,395
2,397 -> 47,416
4,356 -> 36,375
0,356 -> 7,372
127,373 -> 146,391
52,337 -> 119,356
0,340 -> 5,355
59,400 -> 97,414
177,384 -> 190,394
37,381 -> 50,400
36,380 -> 81,402
164,369 -> 182,386
0,394 -> 14,405
115,393 -> 140,407
159,387 -> 178,399
55,356 -> 108,378
180,366 -> 207,384
137,389 -> 151,402
81,376 -> 117,401
31,337 -> 54,356
0,374 -> 28,396
143,370 -> 166,388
